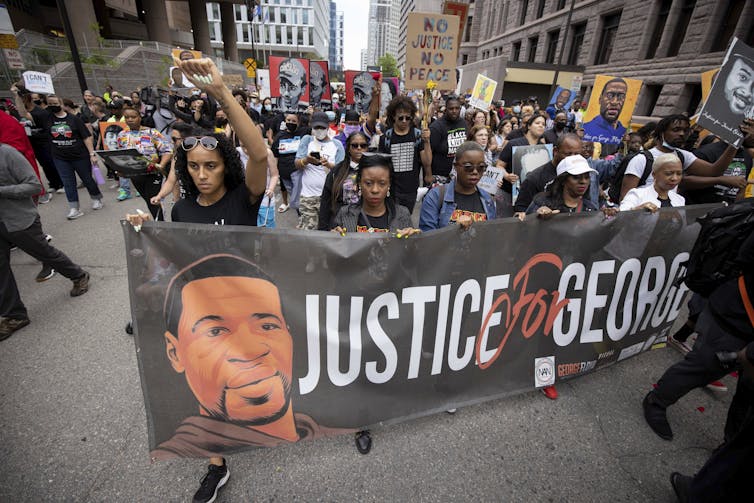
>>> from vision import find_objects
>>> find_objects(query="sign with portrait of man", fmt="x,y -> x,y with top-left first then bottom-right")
309,60 -> 332,109
582,75 -> 642,145
269,56 -> 310,111
697,37 -> 754,147
345,70 -> 381,115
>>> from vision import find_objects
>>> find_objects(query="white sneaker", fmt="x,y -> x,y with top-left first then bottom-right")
67,208 -> 84,220
92,199 -> 103,210
56,188 -> 66,194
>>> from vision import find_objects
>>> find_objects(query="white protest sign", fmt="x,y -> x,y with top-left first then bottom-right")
3,48 -> 24,69
477,166 -> 503,196
23,71 -> 55,94
256,69 -> 271,100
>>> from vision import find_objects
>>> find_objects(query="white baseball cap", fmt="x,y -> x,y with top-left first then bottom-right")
556,155 -> 597,177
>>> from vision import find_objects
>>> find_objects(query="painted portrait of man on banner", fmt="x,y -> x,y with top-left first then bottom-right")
698,37 -> 754,147
582,75 -> 642,145
309,61 -> 331,109
270,56 -> 310,111
151,254 -> 344,459
345,70 -> 380,115
546,86 -> 576,119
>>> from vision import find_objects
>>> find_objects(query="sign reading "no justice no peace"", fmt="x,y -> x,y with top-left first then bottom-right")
405,12 -> 460,91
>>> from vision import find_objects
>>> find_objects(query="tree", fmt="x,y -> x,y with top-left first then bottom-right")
377,54 -> 399,77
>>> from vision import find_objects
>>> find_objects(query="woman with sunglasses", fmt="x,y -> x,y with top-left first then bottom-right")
126,58 -> 268,503
377,96 -> 432,213
116,106 -> 173,219
330,153 -> 418,235
149,123 -> 198,207
318,131 -> 369,230
419,142 -> 497,231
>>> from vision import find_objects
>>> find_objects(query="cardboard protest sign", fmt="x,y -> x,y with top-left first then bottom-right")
380,77 -> 400,116
582,75 -> 642,145
309,60 -> 332,108
345,70 -> 381,114
468,74 -> 497,111
169,49 -> 202,88
124,205 -> 708,460
512,144 -> 553,183
269,56 -> 310,110
697,37 -> 754,147
22,71 -> 54,94
99,122 -> 128,151
546,86 -> 577,118
443,2 -> 469,44
405,12 -> 460,91
477,166 -> 503,195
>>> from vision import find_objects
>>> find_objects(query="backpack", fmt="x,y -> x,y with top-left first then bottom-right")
678,199 -> 754,297
383,127 -> 422,151
607,150 -> 654,203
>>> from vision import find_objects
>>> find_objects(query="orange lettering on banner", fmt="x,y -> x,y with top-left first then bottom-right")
450,209 -> 487,222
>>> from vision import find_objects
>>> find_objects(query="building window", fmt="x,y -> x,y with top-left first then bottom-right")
303,9 -> 309,24
281,7 -> 287,23
275,25 -> 281,44
567,22 -> 586,65
462,54 -> 469,65
512,40 -> 522,62
667,0 -> 696,57
556,0 -> 567,9
527,36 -> 539,62
211,3 -> 220,20
594,12 -> 622,65
710,0 -> 745,52
242,25 -> 250,43
536,0 -> 545,19
519,0 -> 529,26
639,84 -> 663,116
465,16 -> 473,43
545,29 -> 559,64
645,0 -> 672,59
682,83 -> 702,116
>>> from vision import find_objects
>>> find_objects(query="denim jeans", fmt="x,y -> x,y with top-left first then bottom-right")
119,176 -> 132,195
53,157 -> 102,208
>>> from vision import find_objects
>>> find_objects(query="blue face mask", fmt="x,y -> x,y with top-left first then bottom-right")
661,135 -> 675,150
513,106 -> 521,114
343,125 -> 361,136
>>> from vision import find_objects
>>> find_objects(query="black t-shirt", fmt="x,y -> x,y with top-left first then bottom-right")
357,211 -> 390,233
450,190 -> 487,223
271,129 -> 305,179
429,117 -> 467,178
29,106 -> 51,146
688,142 -> 752,204
378,129 -> 423,194
659,197 -> 672,208
171,184 -> 261,226
47,113 -> 91,160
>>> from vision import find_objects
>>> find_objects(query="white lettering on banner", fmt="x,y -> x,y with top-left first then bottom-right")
297,253 -> 690,394
447,130 -> 466,157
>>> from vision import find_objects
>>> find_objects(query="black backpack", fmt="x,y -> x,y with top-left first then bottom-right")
607,150 -> 654,203
678,199 -> 754,297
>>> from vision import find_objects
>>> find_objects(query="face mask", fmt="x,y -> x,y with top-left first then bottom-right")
343,125 -> 361,136
191,90 -> 200,96
555,121 -> 567,129
285,122 -> 298,132
313,128 -> 328,140
215,118 -> 228,128
661,135 -> 675,150
47,105 -> 62,114
325,111 -> 336,122
513,106 -> 521,114
264,104 -> 272,112
33,99 -> 43,105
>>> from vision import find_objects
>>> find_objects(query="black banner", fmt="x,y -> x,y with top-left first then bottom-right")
124,206 -> 712,460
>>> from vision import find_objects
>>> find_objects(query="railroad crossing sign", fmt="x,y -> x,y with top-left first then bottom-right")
244,58 -> 257,78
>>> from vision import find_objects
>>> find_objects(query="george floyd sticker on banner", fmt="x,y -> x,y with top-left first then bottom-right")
697,37 -> 754,148
309,60 -> 332,109
345,70 -> 381,114
468,74 -> 497,111
269,56 -> 310,111
582,75 -> 642,145
124,205 -> 711,461
99,122 -> 128,151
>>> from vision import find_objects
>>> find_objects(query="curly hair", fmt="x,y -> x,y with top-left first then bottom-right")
385,96 -> 418,129
173,132 -> 245,199
331,131 -> 369,212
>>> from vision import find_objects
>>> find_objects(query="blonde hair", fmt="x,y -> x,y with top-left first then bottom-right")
652,153 -> 682,173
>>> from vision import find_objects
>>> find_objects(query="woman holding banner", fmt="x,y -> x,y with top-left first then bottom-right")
318,131 -> 370,230
125,57 -> 269,503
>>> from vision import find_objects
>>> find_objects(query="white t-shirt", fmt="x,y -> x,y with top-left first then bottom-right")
624,147 -> 697,188
301,138 -> 339,198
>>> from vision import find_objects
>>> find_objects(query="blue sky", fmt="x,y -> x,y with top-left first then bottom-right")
335,0 -> 368,70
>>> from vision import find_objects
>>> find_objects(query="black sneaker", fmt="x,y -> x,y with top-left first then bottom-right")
36,265 -> 55,282
0,317 -> 30,341
70,272 -> 90,297
193,461 -> 229,503
643,391 -> 673,440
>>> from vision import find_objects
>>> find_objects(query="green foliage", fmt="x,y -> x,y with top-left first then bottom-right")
377,54 -> 399,77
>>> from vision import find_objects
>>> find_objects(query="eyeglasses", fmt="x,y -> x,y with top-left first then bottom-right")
181,136 -> 218,151
396,115 -> 412,122
603,92 -> 626,101
350,143 -> 369,149
170,136 -> 182,143
458,163 -> 486,173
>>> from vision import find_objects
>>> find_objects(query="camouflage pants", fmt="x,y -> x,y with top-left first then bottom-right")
298,196 -> 320,230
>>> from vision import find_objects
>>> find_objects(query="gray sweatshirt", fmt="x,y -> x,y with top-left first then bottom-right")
0,143 -> 42,232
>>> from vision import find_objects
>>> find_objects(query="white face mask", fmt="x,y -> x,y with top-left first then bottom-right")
313,128 -> 328,141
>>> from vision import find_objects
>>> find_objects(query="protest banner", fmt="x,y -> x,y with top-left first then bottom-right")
700,68 -> 719,103
697,37 -> 754,148
169,49 -> 202,88
3,48 -> 23,69
96,148 -> 153,177
477,166 -> 503,195
99,122 -> 128,151
381,76 -> 400,116
405,12 -> 460,91
512,144 -> 553,183
0,3 -> 17,49
22,71 -> 54,94
256,69 -> 271,100
546,86 -> 577,118
309,60 -> 332,108
269,56 -> 310,110
582,75 -> 642,145
345,70 -> 381,114
124,205 -> 711,460
468,74 -> 497,111
443,2 -> 469,44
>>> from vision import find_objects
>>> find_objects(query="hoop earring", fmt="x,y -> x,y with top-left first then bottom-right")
358,188 -> 362,198
387,188 -> 391,197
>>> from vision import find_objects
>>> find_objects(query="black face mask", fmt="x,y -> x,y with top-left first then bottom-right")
555,121 -> 567,129
33,99 -> 43,105
215,117 -> 228,128
47,105 -> 62,113
286,122 -> 298,132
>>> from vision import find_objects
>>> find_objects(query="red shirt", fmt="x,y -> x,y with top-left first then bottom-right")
0,112 -> 43,195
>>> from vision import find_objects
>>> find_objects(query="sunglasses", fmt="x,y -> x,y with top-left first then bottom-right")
350,143 -> 369,149
568,173 -> 591,181
396,115 -> 412,122
457,163 -> 486,173
181,136 -> 218,151
170,136 -> 182,143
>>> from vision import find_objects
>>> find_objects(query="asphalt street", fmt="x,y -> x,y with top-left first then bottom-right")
1,182 -> 736,502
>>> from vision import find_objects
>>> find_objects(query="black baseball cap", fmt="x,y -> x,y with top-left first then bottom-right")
310,111 -> 330,128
